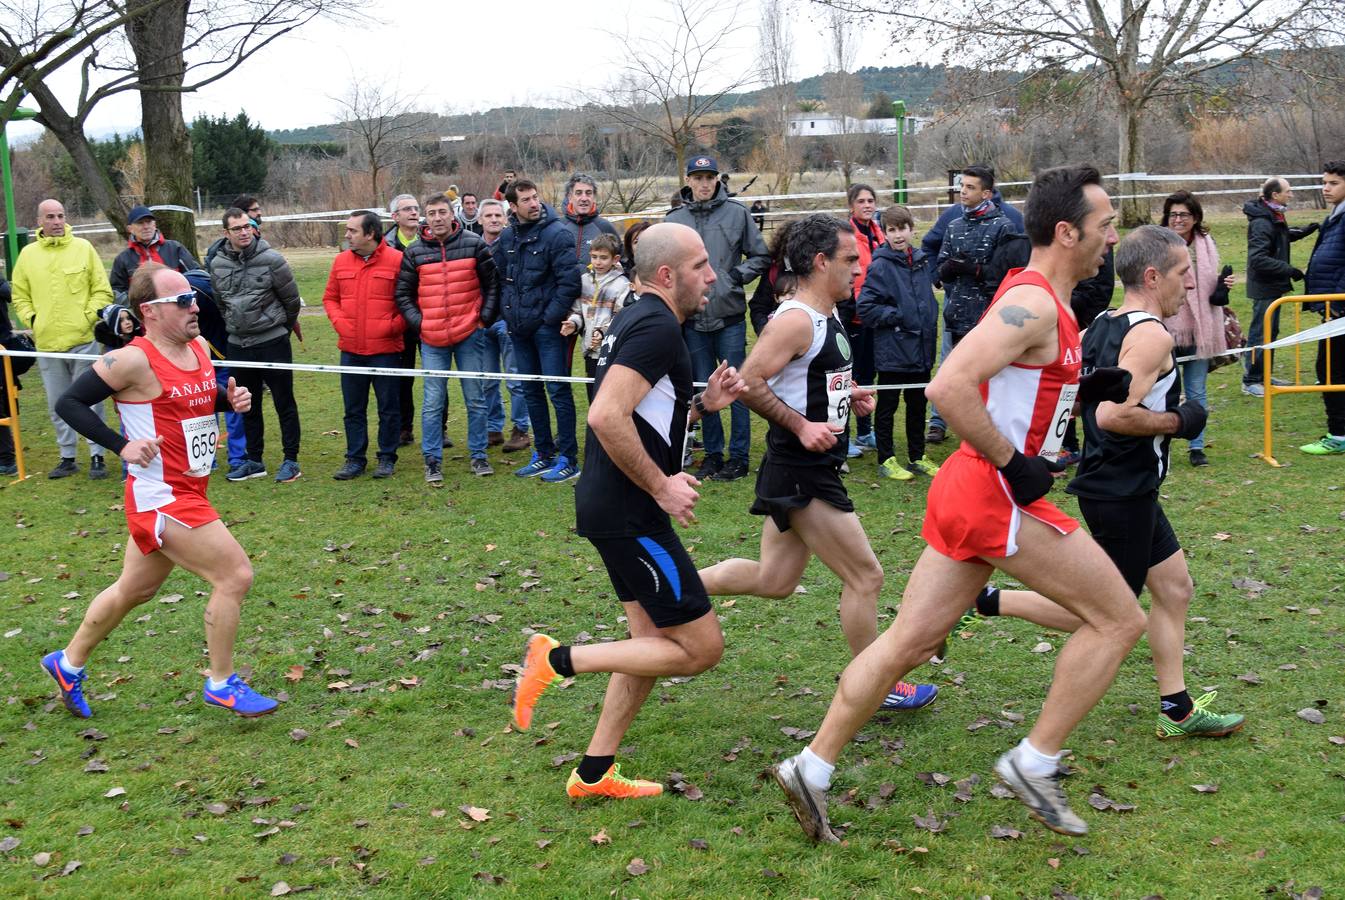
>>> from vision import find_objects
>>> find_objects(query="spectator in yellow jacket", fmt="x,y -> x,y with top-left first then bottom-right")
10,199 -> 114,479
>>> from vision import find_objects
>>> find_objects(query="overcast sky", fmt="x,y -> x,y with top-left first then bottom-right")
7,0 -> 918,142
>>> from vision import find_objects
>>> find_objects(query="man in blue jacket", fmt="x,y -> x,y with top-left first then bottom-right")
492,178 -> 584,482
1301,161 -> 1345,455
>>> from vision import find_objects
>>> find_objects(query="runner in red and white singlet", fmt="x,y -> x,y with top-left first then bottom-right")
773,167 -> 1150,844
43,263 -> 280,719
922,268 -> 1082,560
119,334 -> 221,555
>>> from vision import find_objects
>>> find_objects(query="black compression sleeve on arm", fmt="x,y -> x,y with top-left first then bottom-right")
216,385 -> 232,413
55,368 -> 129,455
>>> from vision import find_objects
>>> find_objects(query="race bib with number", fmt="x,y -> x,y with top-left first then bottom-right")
181,415 -> 219,477
826,367 -> 853,431
1039,383 -> 1078,457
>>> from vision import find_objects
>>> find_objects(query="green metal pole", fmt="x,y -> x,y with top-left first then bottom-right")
2,107 -> 39,276
893,100 -> 907,204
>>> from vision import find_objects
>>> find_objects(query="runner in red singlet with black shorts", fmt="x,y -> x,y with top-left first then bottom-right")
41,263 -> 280,719
773,166 -> 1149,843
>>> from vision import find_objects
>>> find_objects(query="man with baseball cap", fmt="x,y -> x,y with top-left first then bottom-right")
111,206 -> 199,298
667,155 -> 771,482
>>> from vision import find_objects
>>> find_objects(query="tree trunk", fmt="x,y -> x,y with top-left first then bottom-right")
127,0 -> 198,258
1117,98 -> 1149,228
25,80 -> 127,233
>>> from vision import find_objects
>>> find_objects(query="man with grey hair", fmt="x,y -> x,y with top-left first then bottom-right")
386,193 -> 423,445
558,173 -> 617,261
385,194 -> 421,252
960,224 -> 1245,742
510,222 -> 747,800
478,198 -> 531,451
1242,176 -> 1317,396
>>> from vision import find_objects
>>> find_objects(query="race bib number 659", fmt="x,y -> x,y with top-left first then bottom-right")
181,415 -> 219,477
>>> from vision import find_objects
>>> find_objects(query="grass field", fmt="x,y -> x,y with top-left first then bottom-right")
1,215 -> 1343,898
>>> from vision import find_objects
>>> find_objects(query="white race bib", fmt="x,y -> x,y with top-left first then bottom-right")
826,367 -> 853,431
1039,383 -> 1078,457
181,415 -> 219,477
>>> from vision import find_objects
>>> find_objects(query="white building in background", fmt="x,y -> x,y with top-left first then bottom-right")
787,113 -> 931,137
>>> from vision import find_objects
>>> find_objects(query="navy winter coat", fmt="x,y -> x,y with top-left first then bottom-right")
491,203 -> 583,338
857,244 -> 938,372
921,190 -> 1024,282
1306,209 -> 1345,318
557,209 -> 618,262
937,203 -> 1017,338
1243,198 -> 1313,300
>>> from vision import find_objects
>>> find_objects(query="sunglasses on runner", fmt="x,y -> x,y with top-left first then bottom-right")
141,291 -> 197,308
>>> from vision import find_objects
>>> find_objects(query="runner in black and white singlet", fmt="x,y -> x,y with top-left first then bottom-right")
510,223 -> 749,801
975,225 -> 1245,740
698,215 -> 939,713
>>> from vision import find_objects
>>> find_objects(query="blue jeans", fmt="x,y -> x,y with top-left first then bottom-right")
684,321 -> 750,463
510,324 -> 578,461
482,320 -> 530,433
421,330 -> 493,461
1177,355 -> 1209,450
340,351 -> 402,464
1243,296 -> 1282,385
927,330 -> 955,430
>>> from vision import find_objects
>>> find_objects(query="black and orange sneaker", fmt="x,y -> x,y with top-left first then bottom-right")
566,764 -> 663,799
511,633 -> 560,730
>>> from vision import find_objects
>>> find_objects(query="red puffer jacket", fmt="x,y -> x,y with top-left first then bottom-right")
321,241 -> 405,355
394,223 -> 500,348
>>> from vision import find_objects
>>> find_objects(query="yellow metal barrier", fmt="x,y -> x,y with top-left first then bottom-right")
1257,294 -> 1345,466
1,352 -> 27,483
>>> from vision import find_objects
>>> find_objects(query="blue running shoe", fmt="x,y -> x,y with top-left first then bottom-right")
541,455 -> 580,483
846,442 -> 862,458
856,432 -> 877,450
203,674 -> 280,717
42,650 -> 91,718
515,452 -> 555,478
878,681 -> 938,711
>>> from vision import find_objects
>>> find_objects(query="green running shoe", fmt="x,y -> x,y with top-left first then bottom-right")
1299,435 -> 1345,455
1156,691 -> 1245,739
934,607 -> 980,661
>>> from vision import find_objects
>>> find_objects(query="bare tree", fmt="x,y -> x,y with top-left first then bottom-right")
757,0 -> 799,193
589,0 -> 752,176
331,79 -> 435,208
6,0 -> 354,242
822,7 -> 865,185
816,0 -> 1345,225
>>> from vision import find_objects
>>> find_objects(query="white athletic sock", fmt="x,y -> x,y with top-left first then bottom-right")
207,675 -> 232,691
1015,737 -> 1061,778
797,746 -> 835,791
57,651 -> 84,676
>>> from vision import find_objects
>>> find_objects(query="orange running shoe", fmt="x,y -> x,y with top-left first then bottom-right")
566,764 -> 664,799
511,633 -> 560,730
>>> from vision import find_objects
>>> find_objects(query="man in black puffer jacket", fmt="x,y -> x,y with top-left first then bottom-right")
491,178 -> 584,483
1242,177 -> 1317,395
1299,161 -> 1345,455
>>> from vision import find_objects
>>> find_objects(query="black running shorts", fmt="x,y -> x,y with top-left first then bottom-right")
749,457 -> 854,533
1077,494 -> 1182,596
588,531 -> 713,629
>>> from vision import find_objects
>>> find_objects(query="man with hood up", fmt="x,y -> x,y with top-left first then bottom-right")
665,155 -> 771,482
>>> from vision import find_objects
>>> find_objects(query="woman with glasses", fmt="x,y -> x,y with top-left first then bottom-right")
1160,191 -> 1235,467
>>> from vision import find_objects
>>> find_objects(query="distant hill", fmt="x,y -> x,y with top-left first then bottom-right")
268,65 -> 953,145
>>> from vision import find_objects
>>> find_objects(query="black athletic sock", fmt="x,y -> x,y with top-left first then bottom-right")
577,754 -> 615,783
548,646 -> 575,678
1161,690 -> 1193,722
975,585 -> 1001,617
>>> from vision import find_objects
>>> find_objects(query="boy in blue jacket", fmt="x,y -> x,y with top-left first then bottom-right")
857,206 -> 940,481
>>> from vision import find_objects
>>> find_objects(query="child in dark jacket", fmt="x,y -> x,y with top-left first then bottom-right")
857,206 -> 940,481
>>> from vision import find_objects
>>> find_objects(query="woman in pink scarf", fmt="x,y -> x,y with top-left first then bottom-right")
1161,191 -> 1236,467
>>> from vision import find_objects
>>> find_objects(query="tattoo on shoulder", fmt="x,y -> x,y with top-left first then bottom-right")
998,305 -> 1040,328
102,353 -> 116,368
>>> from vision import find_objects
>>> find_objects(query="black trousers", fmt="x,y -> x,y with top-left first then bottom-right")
846,322 -> 875,436
874,369 -> 929,463
398,337 -> 417,436
1318,329 -> 1345,435
340,351 -> 401,464
0,385 -> 15,466
228,335 -> 301,463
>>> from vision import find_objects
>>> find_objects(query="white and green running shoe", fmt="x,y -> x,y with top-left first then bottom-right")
1156,691 -> 1245,739
1299,435 -> 1345,455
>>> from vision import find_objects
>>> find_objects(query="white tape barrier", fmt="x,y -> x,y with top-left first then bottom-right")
6,315 -> 1345,393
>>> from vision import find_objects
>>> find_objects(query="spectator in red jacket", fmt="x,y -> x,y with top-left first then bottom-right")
322,210 -> 406,481
395,192 -> 501,481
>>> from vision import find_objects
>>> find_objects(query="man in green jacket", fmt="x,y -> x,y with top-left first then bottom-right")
10,199 -> 114,479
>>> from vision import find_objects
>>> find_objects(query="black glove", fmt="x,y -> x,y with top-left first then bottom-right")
1297,221 -> 1320,237
1168,399 -> 1208,440
1210,265 -> 1233,306
1291,268 -> 1305,281
1077,366 -> 1132,405
997,449 -> 1067,506
938,257 -> 978,282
